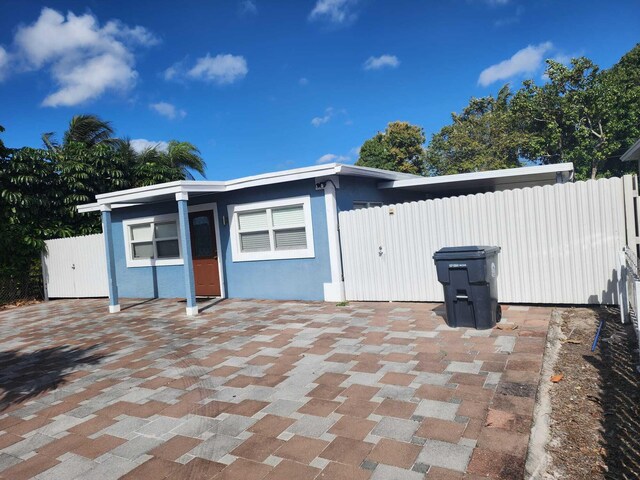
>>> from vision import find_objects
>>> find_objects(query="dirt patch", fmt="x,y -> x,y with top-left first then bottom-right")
543,307 -> 640,479
0,298 -> 42,311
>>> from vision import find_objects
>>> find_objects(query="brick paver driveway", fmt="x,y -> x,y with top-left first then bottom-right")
0,298 -> 551,479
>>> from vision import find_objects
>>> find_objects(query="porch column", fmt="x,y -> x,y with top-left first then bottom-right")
322,178 -> 346,302
101,204 -> 120,313
176,192 -> 198,316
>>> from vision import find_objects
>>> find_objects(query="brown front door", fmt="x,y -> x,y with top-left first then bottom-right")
189,210 -> 221,297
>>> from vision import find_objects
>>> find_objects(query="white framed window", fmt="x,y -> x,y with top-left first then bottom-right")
123,213 -> 184,267
228,196 -> 315,262
353,201 -> 383,210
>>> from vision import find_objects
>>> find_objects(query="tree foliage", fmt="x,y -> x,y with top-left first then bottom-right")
363,44 -> 640,180
356,121 -> 426,174
0,115 -> 207,283
426,85 -> 522,176
509,54 -> 639,179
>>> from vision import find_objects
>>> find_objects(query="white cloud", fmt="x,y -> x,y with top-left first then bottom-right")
168,53 -> 247,85
239,0 -> 258,15
478,42 -> 553,86
316,153 -> 349,164
150,101 -> 186,119
311,107 -> 349,127
163,62 -> 180,81
311,107 -> 335,127
12,8 -> 157,107
309,0 -> 359,25
299,77 -> 309,86
363,54 -> 400,71
0,47 -> 9,81
130,139 -> 169,153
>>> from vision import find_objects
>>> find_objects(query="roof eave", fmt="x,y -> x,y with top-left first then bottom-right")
378,163 -> 575,189
621,138 -> 640,162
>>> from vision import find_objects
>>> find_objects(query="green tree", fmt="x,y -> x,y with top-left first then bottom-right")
356,121 -> 426,174
425,85 -> 522,176
0,117 -> 208,300
511,45 -> 640,179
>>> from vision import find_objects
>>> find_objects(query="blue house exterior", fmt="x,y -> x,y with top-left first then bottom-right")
79,163 -> 424,315
79,162 -> 574,315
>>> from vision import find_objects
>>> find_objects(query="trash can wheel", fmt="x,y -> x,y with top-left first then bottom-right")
496,304 -> 502,323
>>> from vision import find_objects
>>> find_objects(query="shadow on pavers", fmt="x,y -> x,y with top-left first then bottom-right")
0,344 -> 106,411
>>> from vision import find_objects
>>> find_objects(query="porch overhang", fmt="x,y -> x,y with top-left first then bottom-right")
378,163 -> 574,194
76,163 -> 419,213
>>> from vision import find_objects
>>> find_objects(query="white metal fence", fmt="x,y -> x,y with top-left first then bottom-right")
42,234 -> 108,298
339,176 -> 629,305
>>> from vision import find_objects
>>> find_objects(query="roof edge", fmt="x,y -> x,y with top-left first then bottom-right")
621,138 -> 640,162
378,163 -> 574,189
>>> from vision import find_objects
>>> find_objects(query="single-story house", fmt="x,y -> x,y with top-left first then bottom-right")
78,162 -> 574,315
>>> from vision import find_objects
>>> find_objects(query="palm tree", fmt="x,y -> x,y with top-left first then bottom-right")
126,139 -> 206,184
42,114 -> 116,150
165,141 -> 206,179
63,115 -> 115,147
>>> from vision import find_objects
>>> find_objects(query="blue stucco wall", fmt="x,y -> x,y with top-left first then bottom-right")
111,179 -> 332,301
111,201 -> 185,299
203,180 -> 331,301
110,175 -> 423,302
336,175 -> 425,212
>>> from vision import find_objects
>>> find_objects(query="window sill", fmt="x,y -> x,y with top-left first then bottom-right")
232,249 -> 315,262
125,258 -> 184,268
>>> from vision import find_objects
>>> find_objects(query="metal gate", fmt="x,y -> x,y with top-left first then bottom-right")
42,234 -> 108,298
339,176 -> 631,305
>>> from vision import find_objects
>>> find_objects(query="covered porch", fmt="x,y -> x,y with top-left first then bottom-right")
79,184 -> 227,317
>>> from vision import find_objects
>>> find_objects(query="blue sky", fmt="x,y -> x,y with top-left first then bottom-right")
0,1 -> 638,180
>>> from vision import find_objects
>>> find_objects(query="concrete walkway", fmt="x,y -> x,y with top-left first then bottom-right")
0,298 -> 551,479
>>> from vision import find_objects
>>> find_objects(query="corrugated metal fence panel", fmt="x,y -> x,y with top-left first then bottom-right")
44,234 -> 108,298
339,177 -> 627,305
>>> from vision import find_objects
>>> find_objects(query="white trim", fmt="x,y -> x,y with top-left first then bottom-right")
80,163 -> 419,212
109,304 -> 120,313
175,192 -> 189,201
122,213 -> 184,268
185,305 -> 198,316
324,282 -> 346,302
322,179 -> 346,302
228,195 -> 315,262
188,202 -> 226,299
379,163 -> 574,189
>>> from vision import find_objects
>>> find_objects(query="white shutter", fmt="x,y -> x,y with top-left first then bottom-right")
239,210 -> 268,231
274,228 -> 307,250
130,223 -> 152,241
240,231 -> 271,251
133,242 -> 154,258
272,206 -> 304,227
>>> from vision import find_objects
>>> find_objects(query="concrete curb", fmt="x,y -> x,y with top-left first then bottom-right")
525,309 -> 565,479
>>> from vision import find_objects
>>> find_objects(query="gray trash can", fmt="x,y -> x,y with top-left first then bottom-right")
433,246 -> 501,329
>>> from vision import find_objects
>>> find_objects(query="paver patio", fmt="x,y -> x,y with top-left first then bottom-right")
0,298 -> 552,479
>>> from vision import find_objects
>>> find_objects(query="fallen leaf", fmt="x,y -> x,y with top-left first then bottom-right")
551,374 -> 564,383
563,339 -> 581,344
496,324 -> 518,330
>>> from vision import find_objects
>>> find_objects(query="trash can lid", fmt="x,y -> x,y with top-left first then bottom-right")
433,245 -> 500,260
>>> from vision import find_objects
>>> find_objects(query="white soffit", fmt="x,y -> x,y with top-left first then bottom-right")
78,163 -> 419,212
378,163 -> 574,192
